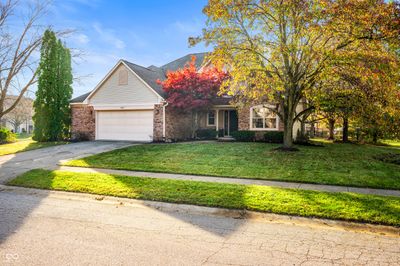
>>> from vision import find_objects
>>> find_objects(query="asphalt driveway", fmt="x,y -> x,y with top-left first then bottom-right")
0,141 -> 134,184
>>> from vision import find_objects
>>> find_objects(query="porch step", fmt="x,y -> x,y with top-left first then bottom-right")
217,136 -> 236,142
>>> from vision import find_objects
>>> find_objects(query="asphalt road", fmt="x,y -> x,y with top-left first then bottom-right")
0,187 -> 399,266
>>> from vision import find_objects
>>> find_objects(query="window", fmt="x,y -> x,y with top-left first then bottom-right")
207,110 -> 216,126
250,105 -> 278,130
118,69 -> 128,85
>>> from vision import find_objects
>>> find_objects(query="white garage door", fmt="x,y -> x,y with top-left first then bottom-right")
96,110 -> 153,141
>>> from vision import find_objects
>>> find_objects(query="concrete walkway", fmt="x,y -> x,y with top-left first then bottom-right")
59,166 -> 400,197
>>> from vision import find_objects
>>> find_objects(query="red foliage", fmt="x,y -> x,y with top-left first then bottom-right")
158,56 -> 228,111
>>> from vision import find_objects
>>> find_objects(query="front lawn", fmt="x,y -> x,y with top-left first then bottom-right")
64,141 -> 400,190
0,138 -> 67,156
8,169 -> 400,226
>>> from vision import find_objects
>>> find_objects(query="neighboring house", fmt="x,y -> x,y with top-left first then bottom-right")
1,95 -> 34,134
71,53 -> 300,142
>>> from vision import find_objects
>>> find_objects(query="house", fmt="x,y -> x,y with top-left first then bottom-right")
71,53 -> 300,142
1,95 -> 34,134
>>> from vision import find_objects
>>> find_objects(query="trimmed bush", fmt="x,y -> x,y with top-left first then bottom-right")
196,129 -> 217,140
231,131 -> 255,142
264,131 -> 284,143
0,128 -> 16,144
71,131 -> 91,142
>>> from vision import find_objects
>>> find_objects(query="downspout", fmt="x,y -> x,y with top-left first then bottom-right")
162,101 -> 169,141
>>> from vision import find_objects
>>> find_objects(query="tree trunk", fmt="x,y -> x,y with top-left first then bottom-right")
309,122 -> 315,138
299,119 -> 305,139
342,117 -> 349,142
372,129 -> 379,143
281,94 -> 299,150
283,119 -> 293,149
328,118 -> 335,140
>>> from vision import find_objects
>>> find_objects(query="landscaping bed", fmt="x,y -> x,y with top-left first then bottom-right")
8,169 -> 400,226
64,141 -> 400,190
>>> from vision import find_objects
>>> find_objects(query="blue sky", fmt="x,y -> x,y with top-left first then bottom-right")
45,0 -> 210,97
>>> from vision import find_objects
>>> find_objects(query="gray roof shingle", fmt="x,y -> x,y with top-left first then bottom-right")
161,52 -> 207,73
70,92 -> 91,103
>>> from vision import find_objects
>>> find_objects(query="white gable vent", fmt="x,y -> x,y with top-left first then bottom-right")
118,69 -> 128,85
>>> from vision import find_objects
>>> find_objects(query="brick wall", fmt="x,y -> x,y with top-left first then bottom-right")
153,104 -> 193,142
71,105 -> 95,140
153,104 -> 163,141
238,106 -> 250,131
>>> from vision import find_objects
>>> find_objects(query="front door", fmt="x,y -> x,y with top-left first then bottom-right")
223,110 -> 238,136
229,110 -> 238,134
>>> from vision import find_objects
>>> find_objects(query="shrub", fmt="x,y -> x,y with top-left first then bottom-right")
231,131 -> 255,142
264,131 -> 284,143
218,129 -> 224,138
71,131 -> 91,142
196,129 -> 217,140
0,128 -> 16,144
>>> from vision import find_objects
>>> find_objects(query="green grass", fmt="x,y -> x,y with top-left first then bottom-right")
0,138 -> 67,156
380,139 -> 400,147
8,169 -> 400,226
64,141 -> 400,190
16,133 -> 32,140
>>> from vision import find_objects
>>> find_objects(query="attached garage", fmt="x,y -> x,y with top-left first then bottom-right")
70,59 -> 168,142
96,110 -> 153,141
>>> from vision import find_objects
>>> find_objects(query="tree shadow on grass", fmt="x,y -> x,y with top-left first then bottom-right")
110,173 -> 400,235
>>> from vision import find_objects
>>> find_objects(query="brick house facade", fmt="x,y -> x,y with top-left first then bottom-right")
70,54 -> 298,142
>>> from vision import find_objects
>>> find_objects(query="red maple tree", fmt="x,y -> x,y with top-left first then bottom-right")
159,56 -> 228,111
158,56 -> 228,137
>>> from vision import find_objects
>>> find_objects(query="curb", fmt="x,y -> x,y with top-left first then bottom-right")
1,184 -> 399,237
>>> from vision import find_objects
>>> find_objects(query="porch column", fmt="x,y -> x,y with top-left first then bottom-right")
216,109 -> 219,138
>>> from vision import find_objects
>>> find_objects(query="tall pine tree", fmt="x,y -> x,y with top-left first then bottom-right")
33,30 -> 73,141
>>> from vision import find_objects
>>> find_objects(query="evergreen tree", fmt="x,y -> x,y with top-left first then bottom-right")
33,30 -> 72,141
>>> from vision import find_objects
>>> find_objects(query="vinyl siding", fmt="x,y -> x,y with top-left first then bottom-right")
89,64 -> 160,106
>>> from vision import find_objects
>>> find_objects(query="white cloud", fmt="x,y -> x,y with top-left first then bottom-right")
93,22 -> 126,50
72,33 -> 90,45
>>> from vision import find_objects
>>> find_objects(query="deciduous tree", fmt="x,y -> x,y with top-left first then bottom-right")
158,56 -> 228,137
3,96 -> 33,133
0,0 -> 48,120
193,0 -> 400,149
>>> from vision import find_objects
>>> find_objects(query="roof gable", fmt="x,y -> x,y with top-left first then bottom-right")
122,60 -> 166,98
70,53 -> 208,104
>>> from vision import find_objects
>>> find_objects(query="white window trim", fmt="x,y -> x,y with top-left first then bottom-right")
249,104 -> 279,131
207,110 -> 216,126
